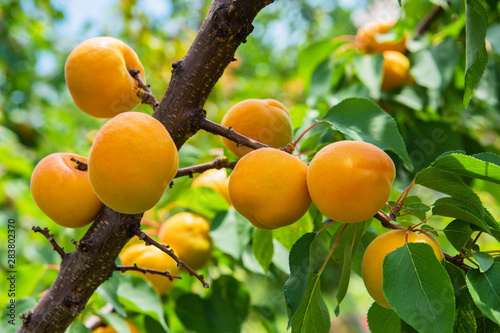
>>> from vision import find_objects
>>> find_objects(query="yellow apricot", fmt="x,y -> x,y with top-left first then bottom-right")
356,20 -> 407,54
307,141 -> 395,223
120,243 -> 179,295
228,148 -> 311,229
88,112 -> 178,214
65,36 -> 145,118
362,230 -> 444,309
30,153 -> 102,228
381,50 -> 412,92
192,169 -> 230,204
93,321 -> 141,333
221,99 -> 294,158
158,212 -> 213,270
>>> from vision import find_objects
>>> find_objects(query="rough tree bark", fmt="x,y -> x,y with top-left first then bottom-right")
17,0 -> 273,332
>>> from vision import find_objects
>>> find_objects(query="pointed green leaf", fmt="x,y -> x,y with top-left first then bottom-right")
464,0 -> 489,107
467,263 -> 500,324
352,54 -> 383,99
477,316 -> 500,333
334,242 -> 352,316
453,282 -> 477,333
473,252 -> 495,273
431,152 -> 500,185
383,243 -> 455,333
367,302 -> 401,333
444,220 -> 474,252
432,197 -> 490,232
252,229 -> 274,272
320,98 -> 411,167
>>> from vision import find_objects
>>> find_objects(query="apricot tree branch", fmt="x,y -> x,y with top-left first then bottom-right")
200,117 -> 269,150
32,226 -> 66,259
129,68 -> 159,111
174,156 -> 233,178
115,264 -> 182,280
131,226 -> 209,288
415,4 -> 446,37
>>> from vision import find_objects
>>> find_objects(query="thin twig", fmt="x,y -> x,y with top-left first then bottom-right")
131,226 -> 209,288
175,156 -> 231,178
32,226 -> 66,258
129,68 -> 159,111
415,5 -> 446,37
199,118 -> 269,151
115,264 -> 182,280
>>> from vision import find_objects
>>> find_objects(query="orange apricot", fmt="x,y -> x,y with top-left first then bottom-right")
93,321 -> 141,333
361,230 -> 444,309
307,141 -> 395,223
192,169 -> 230,204
65,36 -> 145,118
158,212 -> 213,270
228,148 -> 311,229
119,243 -> 179,295
88,112 -> 178,214
221,99 -> 294,158
381,50 -> 412,92
30,153 -> 102,228
356,20 -> 407,54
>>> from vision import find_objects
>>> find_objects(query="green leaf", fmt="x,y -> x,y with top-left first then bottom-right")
367,302 -> 401,333
330,221 -> 366,264
431,152 -> 500,185
334,242 -> 352,316
284,233 -> 316,323
453,282 -> 477,333
444,220 -> 474,252
175,186 -> 229,219
464,0 -> 489,107
290,273 -> 330,333
117,275 -> 168,332
466,263 -> 500,324
477,316 -> 500,333
432,197 -> 490,233
308,59 -> 333,101
473,252 -> 495,273
99,313 -> 132,333
96,273 -> 126,317
320,98 -> 411,167
415,167 -> 484,215
252,229 -> 274,272
406,202 -> 431,213
175,294 -> 213,333
210,208 -> 253,259
352,54 -> 383,99
67,322 -> 90,333
383,243 -> 455,333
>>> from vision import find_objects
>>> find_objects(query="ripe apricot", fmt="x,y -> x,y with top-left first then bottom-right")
65,36 -> 145,118
221,99 -> 294,158
381,50 -> 412,92
119,243 -> 179,295
30,153 -> 102,228
361,229 -> 444,309
93,321 -> 141,333
307,141 -> 395,223
158,212 -> 213,270
192,169 -> 230,204
228,148 -> 311,229
356,20 -> 406,54
88,112 -> 178,214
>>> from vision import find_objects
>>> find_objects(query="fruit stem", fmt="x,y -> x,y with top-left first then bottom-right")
70,156 -> 88,171
393,179 -> 415,214
129,67 -> 159,111
293,121 -> 320,152
319,223 -> 349,275
316,219 -> 337,234
468,232 -> 483,250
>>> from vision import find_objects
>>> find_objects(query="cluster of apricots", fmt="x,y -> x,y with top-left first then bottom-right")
356,20 -> 412,92
29,35 -> 438,309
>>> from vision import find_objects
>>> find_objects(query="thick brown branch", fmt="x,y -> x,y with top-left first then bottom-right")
131,226 -> 209,288
175,156 -> 232,178
444,253 -> 472,272
32,226 -> 66,258
129,68 -> 159,111
115,264 -> 182,280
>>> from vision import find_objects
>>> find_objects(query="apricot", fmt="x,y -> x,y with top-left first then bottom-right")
228,148 -> 311,229
307,141 -> 395,223
30,153 -> 102,228
93,321 -> 141,333
381,50 -> 412,92
356,20 -> 407,54
119,243 -> 179,295
192,169 -> 230,204
362,229 -> 444,309
88,112 -> 178,214
65,36 -> 145,118
158,212 -> 213,270
221,99 -> 294,158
